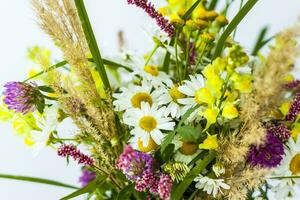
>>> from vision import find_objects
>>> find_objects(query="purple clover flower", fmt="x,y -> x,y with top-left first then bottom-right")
247,132 -> 284,168
58,144 -> 94,166
116,145 -> 173,199
157,174 -> 173,200
79,169 -> 96,187
3,81 -> 44,114
286,93 -> 300,121
127,0 -> 174,37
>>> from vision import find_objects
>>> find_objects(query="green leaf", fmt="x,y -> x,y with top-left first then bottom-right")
160,105 -> 200,154
213,0 -> 259,59
182,0 -> 202,20
36,98 -> 45,114
74,0 -> 111,91
60,176 -> 107,200
38,85 -> 55,93
116,184 -> 134,200
162,144 -> 175,161
160,131 -> 176,154
208,0 -> 218,10
177,125 -> 199,142
251,26 -> 275,56
102,59 -> 133,72
0,174 -> 78,189
171,151 -> 216,200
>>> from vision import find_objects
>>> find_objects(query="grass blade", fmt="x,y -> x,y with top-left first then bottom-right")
0,174 -> 78,189
60,176 -> 107,200
213,0 -> 259,59
74,0 -> 111,91
171,151 -> 216,200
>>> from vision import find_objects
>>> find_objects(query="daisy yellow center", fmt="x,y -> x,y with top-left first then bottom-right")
131,92 -> 153,108
289,153 -> 300,174
139,116 -> 157,132
137,137 -> 158,152
144,65 -> 159,77
179,142 -> 198,155
169,86 -> 186,102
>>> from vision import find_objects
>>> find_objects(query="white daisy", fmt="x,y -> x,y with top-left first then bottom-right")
30,105 -> 59,155
113,80 -> 156,111
153,81 -> 186,119
123,102 -> 175,146
172,135 -> 201,164
268,135 -> 300,199
178,74 -> 205,122
194,174 -> 230,198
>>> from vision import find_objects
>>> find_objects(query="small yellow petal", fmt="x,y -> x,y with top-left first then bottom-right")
199,134 -> 218,150
222,104 -> 239,119
291,123 -> 300,138
279,101 -> 291,116
195,88 -> 215,105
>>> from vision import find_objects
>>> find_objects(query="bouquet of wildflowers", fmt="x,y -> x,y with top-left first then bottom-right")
2,0 -> 300,199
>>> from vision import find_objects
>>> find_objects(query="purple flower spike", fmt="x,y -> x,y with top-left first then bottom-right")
283,80 -> 300,89
79,169 -> 96,187
286,93 -> 300,121
58,144 -> 94,166
247,132 -> 284,168
268,124 -> 291,142
3,81 -> 44,114
127,0 -> 174,37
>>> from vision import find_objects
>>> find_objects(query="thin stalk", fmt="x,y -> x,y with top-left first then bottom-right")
270,176 -> 300,179
74,0 -> 111,91
145,44 -> 159,66
184,30 -> 192,79
174,30 -> 180,81
233,0 -> 245,39
213,0 -> 259,59
0,174 -> 78,189
23,60 -> 67,82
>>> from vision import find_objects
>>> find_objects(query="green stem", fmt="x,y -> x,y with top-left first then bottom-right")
74,0 -> 111,91
182,0 -> 203,20
184,30 -> 192,79
23,60 -> 68,82
24,58 -> 132,83
213,0 -> 259,59
174,30 -> 180,81
171,151 -> 216,200
145,44 -> 159,66
0,174 -> 78,189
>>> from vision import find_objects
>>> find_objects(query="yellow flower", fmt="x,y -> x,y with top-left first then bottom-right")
0,106 -> 13,122
222,103 -> 239,119
158,7 -> 169,16
170,14 -> 185,26
279,101 -> 291,116
205,75 -> 223,98
90,68 -> 107,99
194,88 -> 215,105
12,117 -> 32,135
232,73 -> 253,93
24,136 -> 35,147
27,69 -> 39,79
283,74 -> 294,82
199,107 -> 219,130
137,137 -> 158,152
291,123 -> 300,138
199,134 -> 218,150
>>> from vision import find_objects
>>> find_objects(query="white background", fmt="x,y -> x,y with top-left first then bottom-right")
0,0 -> 300,199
